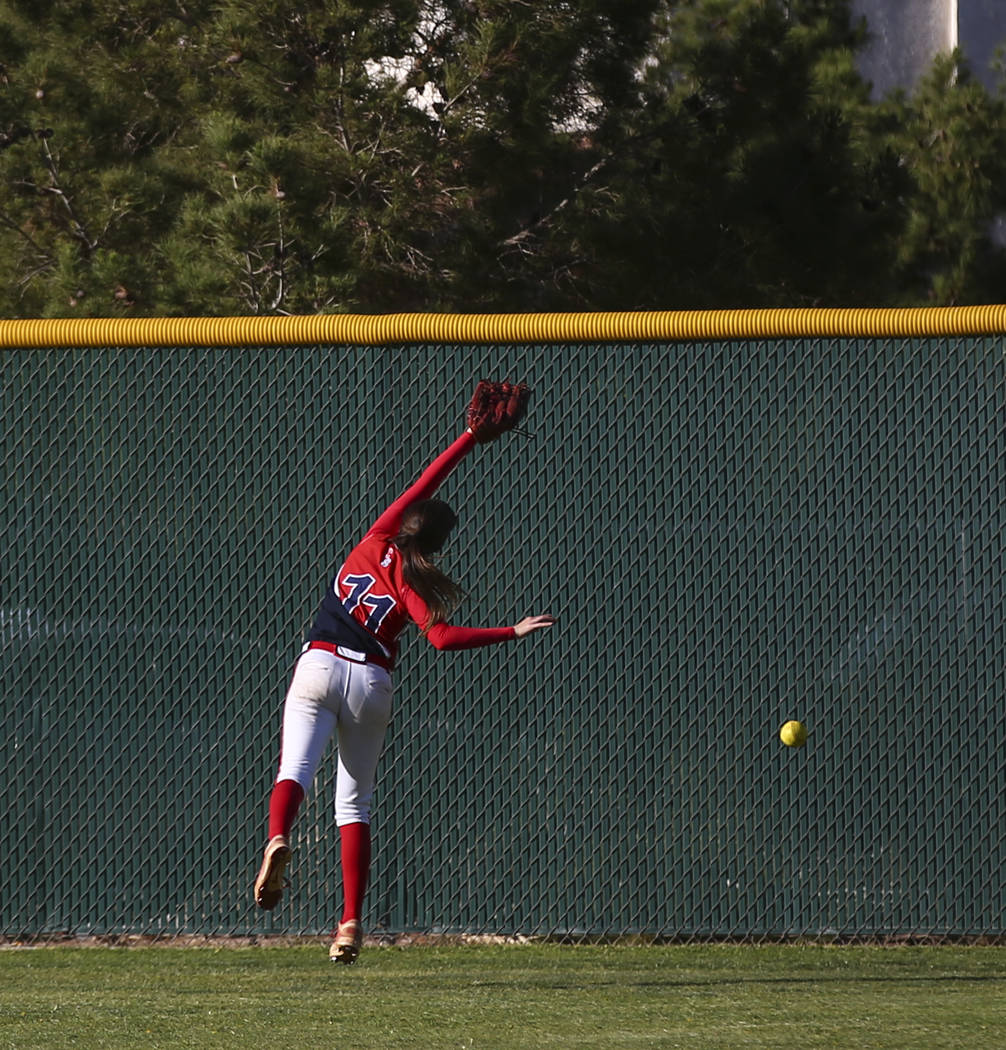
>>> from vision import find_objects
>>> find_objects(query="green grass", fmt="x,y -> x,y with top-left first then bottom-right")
1,943 -> 1004,1049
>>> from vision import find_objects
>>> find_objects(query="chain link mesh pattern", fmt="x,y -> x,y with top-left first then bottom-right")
3,340 -> 1004,940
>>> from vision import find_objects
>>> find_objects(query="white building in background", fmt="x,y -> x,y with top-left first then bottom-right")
853,0 -> 1006,95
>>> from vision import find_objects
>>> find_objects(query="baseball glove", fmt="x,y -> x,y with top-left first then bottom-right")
465,380 -> 531,443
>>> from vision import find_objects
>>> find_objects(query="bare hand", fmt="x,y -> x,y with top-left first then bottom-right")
514,615 -> 556,639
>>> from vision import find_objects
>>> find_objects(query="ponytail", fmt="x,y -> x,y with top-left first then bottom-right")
393,499 -> 461,629
397,544 -> 461,629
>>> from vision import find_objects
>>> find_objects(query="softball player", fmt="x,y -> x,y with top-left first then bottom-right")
254,425 -> 554,964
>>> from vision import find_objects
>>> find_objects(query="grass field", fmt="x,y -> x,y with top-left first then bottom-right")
1,942 -> 1004,1049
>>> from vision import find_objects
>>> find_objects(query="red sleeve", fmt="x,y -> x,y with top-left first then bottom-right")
366,431 -> 475,539
425,623 -> 517,650
401,583 -> 515,648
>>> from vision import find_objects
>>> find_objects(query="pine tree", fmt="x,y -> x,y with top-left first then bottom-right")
1,0 -> 1004,315
0,0 -> 661,315
878,52 -> 1006,304
0,0 -> 216,315
539,0 -> 911,309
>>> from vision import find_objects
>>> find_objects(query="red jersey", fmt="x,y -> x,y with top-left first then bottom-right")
307,431 -> 515,669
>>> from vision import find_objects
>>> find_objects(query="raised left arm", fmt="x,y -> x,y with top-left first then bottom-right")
366,430 -> 476,539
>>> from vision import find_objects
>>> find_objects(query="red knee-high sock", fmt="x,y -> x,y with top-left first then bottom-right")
339,821 -> 371,923
268,779 -> 305,840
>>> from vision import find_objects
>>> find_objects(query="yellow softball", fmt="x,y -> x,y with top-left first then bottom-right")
779,720 -> 808,747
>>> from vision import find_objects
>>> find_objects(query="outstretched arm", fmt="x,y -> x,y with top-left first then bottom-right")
366,430 -> 476,539
425,615 -> 556,650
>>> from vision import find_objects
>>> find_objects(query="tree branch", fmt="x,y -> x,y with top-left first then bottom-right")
38,134 -> 97,255
0,209 -> 54,262
502,156 -> 608,249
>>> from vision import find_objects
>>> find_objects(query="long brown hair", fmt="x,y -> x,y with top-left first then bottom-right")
393,499 -> 461,629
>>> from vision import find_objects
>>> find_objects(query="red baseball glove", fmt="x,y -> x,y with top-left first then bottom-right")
465,380 -> 531,443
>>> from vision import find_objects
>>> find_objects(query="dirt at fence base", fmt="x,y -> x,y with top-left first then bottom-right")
0,932 -> 532,950
3,932 -> 1005,950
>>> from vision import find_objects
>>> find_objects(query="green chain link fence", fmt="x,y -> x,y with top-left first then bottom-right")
2,336 -> 1004,940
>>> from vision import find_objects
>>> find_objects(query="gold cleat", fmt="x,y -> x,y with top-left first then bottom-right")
329,919 -> 363,965
253,836 -> 291,910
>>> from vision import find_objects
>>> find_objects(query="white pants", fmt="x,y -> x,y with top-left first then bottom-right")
276,647 -> 393,825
